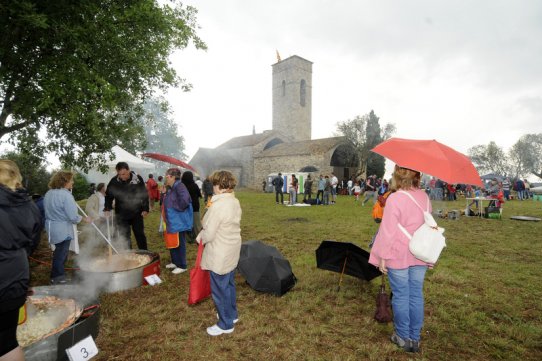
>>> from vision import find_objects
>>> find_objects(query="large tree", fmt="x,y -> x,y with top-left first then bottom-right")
142,98 -> 186,160
335,110 -> 395,179
0,0 -> 205,171
468,141 -> 510,176
509,133 -> 542,179
140,97 -> 187,175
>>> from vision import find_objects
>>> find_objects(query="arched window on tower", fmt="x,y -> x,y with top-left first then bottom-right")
300,79 -> 306,107
282,80 -> 286,96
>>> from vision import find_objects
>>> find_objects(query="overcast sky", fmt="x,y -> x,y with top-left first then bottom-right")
168,0 -> 542,172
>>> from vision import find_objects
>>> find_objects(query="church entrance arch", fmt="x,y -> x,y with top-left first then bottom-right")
330,144 -> 358,180
299,165 -> 319,172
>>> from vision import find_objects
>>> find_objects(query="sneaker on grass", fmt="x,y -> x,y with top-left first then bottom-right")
165,263 -> 176,269
206,324 -> 234,336
408,339 -> 420,353
390,332 -> 410,351
172,267 -> 187,274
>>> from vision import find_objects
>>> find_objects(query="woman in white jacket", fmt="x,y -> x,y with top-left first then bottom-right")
196,170 -> 242,336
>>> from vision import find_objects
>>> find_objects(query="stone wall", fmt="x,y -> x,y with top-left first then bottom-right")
252,153 -> 334,189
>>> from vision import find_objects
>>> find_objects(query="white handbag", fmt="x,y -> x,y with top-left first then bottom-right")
397,191 -> 446,264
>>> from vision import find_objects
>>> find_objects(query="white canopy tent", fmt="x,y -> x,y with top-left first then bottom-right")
81,145 -> 155,185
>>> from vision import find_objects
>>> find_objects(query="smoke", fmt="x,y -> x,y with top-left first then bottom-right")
74,219 -> 133,298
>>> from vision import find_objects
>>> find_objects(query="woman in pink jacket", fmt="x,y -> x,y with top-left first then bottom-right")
369,165 -> 431,353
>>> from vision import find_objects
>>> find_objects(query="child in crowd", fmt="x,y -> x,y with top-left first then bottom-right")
352,181 -> 362,202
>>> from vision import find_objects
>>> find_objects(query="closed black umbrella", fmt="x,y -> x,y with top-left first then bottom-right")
237,240 -> 297,296
316,240 -> 381,290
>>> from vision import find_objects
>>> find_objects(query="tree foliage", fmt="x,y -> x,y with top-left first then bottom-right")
0,0 -> 205,171
142,98 -> 186,159
509,134 -> 542,179
140,97 -> 186,176
468,141 -> 510,176
2,150 -> 50,195
335,110 -> 395,179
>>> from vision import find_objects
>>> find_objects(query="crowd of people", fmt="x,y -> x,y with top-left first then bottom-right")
271,172 -> 391,206
427,176 -> 535,202
4,154 -> 541,357
270,171 -> 536,210
0,156 -> 245,360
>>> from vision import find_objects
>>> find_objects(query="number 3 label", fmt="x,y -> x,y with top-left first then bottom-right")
66,336 -> 99,361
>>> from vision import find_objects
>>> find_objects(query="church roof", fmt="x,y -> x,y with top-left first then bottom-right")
189,147 -> 242,167
255,136 -> 346,157
216,132 -> 273,149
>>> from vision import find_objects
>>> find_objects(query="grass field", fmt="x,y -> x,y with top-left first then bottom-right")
29,190 -> 542,360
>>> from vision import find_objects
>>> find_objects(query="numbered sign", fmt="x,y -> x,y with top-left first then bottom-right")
144,274 -> 162,286
66,335 -> 98,361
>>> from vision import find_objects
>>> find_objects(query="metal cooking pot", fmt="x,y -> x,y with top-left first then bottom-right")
23,285 -> 99,361
77,250 -> 160,293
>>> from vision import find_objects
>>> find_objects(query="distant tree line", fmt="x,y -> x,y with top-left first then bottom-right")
468,134 -> 542,179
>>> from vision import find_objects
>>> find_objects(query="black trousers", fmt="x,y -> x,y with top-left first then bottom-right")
316,190 -> 324,201
275,190 -> 283,203
116,213 -> 148,250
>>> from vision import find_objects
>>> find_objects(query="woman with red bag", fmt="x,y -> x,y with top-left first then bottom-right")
196,170 -> 242,336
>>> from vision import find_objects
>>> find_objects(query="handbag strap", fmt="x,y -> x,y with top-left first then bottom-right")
195,241 -> 204,267
397,190 -> 429,212
396,190 -> 427,240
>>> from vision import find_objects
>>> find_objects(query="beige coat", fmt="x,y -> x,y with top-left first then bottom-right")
197,192 -> 242,275
85,193 -> 101,219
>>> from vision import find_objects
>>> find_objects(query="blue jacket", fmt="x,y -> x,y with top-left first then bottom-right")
163,180 -> 193,233
44,188 -> 82,244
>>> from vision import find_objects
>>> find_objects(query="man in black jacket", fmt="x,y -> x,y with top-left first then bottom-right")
104,162 -> 149,250
272,173 -> 284,204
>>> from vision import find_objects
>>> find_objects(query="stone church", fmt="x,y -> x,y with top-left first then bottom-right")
189,55 -> 357,189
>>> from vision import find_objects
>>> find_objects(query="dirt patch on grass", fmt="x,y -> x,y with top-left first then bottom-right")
284,217 -> 309,222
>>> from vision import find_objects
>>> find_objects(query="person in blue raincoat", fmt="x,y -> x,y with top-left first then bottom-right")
162,168 -> 193,275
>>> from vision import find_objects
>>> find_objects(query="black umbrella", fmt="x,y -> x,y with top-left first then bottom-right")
316,240 -> 381,290
237,240 -> 297,296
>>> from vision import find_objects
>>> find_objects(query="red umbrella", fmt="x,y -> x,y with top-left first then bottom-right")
371,138 -> 482,186
141,153 -> 196,172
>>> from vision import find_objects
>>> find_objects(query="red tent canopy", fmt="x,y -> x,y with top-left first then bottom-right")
141,153 -> 196,172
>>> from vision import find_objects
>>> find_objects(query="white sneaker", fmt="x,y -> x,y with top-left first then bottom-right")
216,313 -> 238,324
165,263 -> 176,269
206,324 -> 234,336
172,267 -> 187,274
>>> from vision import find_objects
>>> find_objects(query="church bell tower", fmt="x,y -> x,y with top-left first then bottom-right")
272,55 -> 312,142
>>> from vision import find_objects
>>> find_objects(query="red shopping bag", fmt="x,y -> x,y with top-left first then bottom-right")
188,241 -> 211,305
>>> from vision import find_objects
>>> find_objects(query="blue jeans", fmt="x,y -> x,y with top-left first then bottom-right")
387,266 -> 428,342
289,189 -> 297,204
210,270 -> 238,330
51,239 -> 71,281
169,232 -> 187,269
